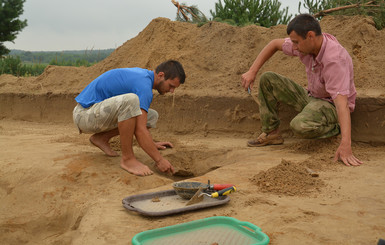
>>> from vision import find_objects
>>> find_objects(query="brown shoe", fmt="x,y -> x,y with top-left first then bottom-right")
247,132 -> 284,147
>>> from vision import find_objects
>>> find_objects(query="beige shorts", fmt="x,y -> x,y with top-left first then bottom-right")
73,93 -> 158,134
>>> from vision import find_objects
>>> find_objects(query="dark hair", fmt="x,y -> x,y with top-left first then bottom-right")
155,60 -> 186,84
287,14 -> 322,39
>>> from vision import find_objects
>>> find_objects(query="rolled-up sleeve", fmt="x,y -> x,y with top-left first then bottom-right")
323,58 -> 351,100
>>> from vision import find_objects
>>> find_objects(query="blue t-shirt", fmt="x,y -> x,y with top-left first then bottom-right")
75,68 -> 154,111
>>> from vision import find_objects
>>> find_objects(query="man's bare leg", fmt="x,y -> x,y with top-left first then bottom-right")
89,128 -> 120,157
118,118 -> 153,176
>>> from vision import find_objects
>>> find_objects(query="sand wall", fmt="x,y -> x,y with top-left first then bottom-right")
1,93 -> 384,144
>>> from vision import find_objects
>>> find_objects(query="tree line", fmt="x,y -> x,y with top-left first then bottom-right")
0,49 -> 114,77
9,49 -> 115,65
1,0 -> 384,77
174,0 -> 385,30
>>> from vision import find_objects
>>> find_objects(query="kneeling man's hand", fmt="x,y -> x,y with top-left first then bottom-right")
155,141 -> 174,150
156,158 -> 175,174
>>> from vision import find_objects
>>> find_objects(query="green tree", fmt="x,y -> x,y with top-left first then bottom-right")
0,55 -> 45,76
299,0 -> 385,30
0,0 -> 28,56
210,0 -> 292,27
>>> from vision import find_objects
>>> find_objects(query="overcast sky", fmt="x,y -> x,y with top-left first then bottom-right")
6,0 -> 301,51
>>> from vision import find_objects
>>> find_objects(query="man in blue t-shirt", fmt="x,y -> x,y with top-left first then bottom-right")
73,60 -> 186,176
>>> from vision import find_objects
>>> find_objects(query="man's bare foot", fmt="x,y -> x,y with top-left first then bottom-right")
89,135 -> 119,157
120,158 -> 153,176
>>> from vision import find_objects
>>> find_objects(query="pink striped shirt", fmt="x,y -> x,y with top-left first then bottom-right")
282,33 -> 356,112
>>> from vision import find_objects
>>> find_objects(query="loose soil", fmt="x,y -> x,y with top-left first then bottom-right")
1,15 -> 385,244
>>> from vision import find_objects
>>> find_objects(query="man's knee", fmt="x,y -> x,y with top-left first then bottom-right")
147,109 -> 159,128
290,115 -> 327,139
116,94 -> 142,122
290,116 -> 306,135
258,72 -> 282,95
119,94 -> 140,109
260,72 -> 278,86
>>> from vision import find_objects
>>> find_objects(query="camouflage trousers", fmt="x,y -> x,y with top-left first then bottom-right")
73,93 -> 159,134
257,72 -> 340,139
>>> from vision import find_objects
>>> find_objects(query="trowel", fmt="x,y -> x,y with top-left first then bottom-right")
186,186 -> 236,206
248,86 -> 260,106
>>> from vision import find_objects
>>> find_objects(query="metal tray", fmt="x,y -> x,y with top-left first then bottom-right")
122,189 -> 230,216
132,216 -> 270,245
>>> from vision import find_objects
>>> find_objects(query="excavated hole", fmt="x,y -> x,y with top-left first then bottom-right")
110,136 -> 232,180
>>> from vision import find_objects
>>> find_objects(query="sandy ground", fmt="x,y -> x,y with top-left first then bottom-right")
1,15 -> 385,244
0,119 -> 384,244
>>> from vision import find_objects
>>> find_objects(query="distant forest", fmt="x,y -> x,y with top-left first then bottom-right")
9,48 -> 115,65
0,49 -> 115,77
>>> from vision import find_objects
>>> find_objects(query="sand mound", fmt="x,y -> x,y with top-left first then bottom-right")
250,159 -> 325,196
1,15 -> 384,97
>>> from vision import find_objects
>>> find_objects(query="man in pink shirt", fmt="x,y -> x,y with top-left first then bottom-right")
241,14 -> 362,166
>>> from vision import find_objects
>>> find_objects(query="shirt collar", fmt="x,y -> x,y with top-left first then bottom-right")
315,34 -> 327,63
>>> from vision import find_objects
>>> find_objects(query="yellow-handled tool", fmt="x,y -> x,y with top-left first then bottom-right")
186,186 -> 236,206
206,186 -> 236,198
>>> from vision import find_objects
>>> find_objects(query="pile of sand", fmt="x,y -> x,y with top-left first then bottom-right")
250,159 -> 325,196
1,15 -> 384,97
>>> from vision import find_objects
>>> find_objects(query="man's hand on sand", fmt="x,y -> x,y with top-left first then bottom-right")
155,158 -> 175,174
334,144 -> 363,166
155,141 -> 174,150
